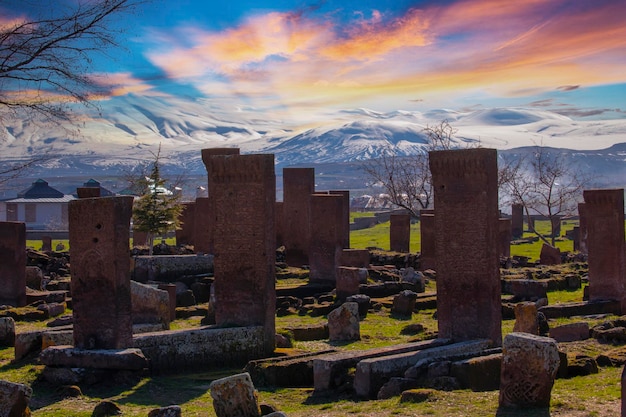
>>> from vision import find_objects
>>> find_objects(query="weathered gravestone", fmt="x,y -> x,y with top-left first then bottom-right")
175,201 -> 196,246
328,302 -> 360,342
429,148 -> 502,346
0,379 -> 32,417
513,302 -> 538,335
499,332 -> 560,408
208,154 -> 276,355
498,218 -> 511,258
583,189 -> 625,306
283,167 -> 315,267
41,236 -> 52,252
313,190 -> 351,249
390,213 -> 411,253
336,267 -> 361,301
309,194 -> 344,283
511,203 -> 524,239
209,372 -> 261,417
275,201 -> 284,248
577,202 -> 588,254
200,147 -> 240,254
0,222 -> 27,307
419,211 -> 435,271
76,187 -> 100,198
69,196 -> 134,349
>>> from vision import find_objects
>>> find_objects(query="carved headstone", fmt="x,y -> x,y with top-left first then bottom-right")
0,380 -> 32,417
429,149 -> 502,346
511,204 -> 524,239
69,196 -> 134,349
175,202 -> 195,246
419,211 -> 435,271
0,222 -> 27,307
498,218 -> 511,258
309,194 -> 344,283
390,213 -> 411,253
336,267 -> 361,301
283,168 -> 315,266
583,189 -> 625,305
328,302 -> 360,342
513,302 -> 539,335
209,372 -> 261,417
499,332 -> 560,408
208,154 -> 276,354
578,202 -> 588,254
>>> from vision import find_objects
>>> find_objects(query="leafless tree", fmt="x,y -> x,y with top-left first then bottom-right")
499,146 -> 590,246
362,120 -> 464,217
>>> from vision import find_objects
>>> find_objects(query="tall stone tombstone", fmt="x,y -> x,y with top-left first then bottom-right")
511,203 -> 524,239
283,168 -> 315,267
572,226 -> 580,251
578,202 -> 588,254
69,196 -> 134,349
550,215 -> 562,238
76,187 -> 100,198
583,189 -> 625,305
208,154 -> 276,355
275,201 -> 284,248
175,202 -> 196,246
328,190 -> 350,249
498,218 -> 512,258
419,210 -> 435,271
0,222 -> 27,307
309,194 -> 344,283
41,236 -> 52,252
390,213 -> 411,253
430,148 -> 502,346
200,148 -> 240,254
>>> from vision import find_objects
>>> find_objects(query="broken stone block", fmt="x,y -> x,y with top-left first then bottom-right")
539,243 -> 561,265
328,302 -> 360,342
549,322 -> 589,342
391,290 -> 418,318
336,267 -> 361,301
209,372 -> 261,417
0,379 -> 32,417
513,302 -> 539,335
499,332 -> 560,408
0,317 -> 15,347
40,346 -> 148,370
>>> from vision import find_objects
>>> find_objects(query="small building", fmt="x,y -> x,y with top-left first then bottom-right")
0,179 -> 75,230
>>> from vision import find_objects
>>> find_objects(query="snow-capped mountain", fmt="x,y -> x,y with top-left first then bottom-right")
1,94 -> 626,181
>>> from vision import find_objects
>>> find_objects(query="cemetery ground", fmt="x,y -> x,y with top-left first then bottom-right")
4,220 -> 624,416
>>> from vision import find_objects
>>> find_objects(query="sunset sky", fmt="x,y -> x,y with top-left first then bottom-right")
4,0 -> 626,123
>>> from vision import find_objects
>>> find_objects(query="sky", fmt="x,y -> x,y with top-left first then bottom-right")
3,0 -> 626,125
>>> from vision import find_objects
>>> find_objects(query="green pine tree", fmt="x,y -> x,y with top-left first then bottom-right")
132,148 -> 183,255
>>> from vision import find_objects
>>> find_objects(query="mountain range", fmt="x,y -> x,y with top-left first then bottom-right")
1,94 -> 625,195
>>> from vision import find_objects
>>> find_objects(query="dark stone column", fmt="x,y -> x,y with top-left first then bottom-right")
578,203 -> 588,254
175,202 -> 196,246
69,196 -> 134,349
511,204 -> 524,239
419,211 -> 435,271
499,218 -> 512,258
0,222 -> 26,307
430,148 -> 502,346
309,194 -> 344,283
208,154 -> 276,355
390,213 -> 411,253
283,168 -> 315,267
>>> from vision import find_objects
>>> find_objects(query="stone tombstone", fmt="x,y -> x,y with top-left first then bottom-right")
550,216 -> 562,238
69,196 -> 134,350
275,201 -> 284,248
309,194 -> 344,283
175,201 -> 196,246
328,302 -> 360,342
208,154 -> 276,355
283,167 -> 315,267
133,229 -> 148,247
572,226 -> 580,251
513,302 -> 538,335
336,266 -> 361,301
0,380 -> 32,417
583,189 -> 625,304
209,372 -> 261,417
390,213 -> 411,253
499,332 -> 560,408
429,148 -> 502,346
76,187 -> 100,198
200,147 -> 240,254
539,243 -> 561,265
577,202 -> 588,254
328,190 -> 350,249
41,236 -> 52,252
0,222 -> 27,307
498,218 -> 512,258
511,203 -> 524,239
419,211 -> 435,271
193,197 -> 210,253
339,249 -> 370,268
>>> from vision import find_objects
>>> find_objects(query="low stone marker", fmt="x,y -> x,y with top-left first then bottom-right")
209,372 -> 261,417
513,302 -> 539,335
549,322 -> 589,342
499,332 -> 560,408
0,379 -> 32,417
336,267 -> 361,301
0,317 -> 15,347
391,290 -> 418,318
328,302 -> 360,342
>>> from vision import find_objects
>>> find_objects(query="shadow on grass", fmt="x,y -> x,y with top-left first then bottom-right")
496,406 -> 551,416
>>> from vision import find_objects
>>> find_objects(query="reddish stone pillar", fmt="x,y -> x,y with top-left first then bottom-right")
69,196 -> 134,349
572,226 -> 580,251
583,189 -> 625,305
578,203 -> 588,254
133,229 -> 147,246
0,222 -> 26,307
208,154 -> 276,355
430,148 -> 501,346
41,236 -> 52,252
309,194 -> 344,283
390,213 -> 411,253
511,203 -> 524,239
76,187 -> 100,198
328,190 -> 350,249
339,249 -> 370,268
194,197 -> 210,253
419,211 -> 435,271
283,168 -> 314,267
175,202 -> 196,246
499,218 -> 512,258
275,201 -> 284,248
201,148 -> 240,254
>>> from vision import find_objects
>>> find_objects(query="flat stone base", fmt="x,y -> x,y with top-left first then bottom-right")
40,346 -> 148,370
539,300 -> 621,319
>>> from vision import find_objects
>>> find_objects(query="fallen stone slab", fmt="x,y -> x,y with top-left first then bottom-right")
14,326 -> 73,361
0,379 -> 32,417
539,300 -> 621,319
354,339 -> 492,398
40,346 -> 148,370
450,352 -> 502,391
313,338 -> 450,391
132,254 -> 214,283
25,289 -> 67,304
549,322 -> 590,342
245,350 -> 337,387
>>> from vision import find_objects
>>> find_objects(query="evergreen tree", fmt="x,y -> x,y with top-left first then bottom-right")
131,149 -> 182,255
